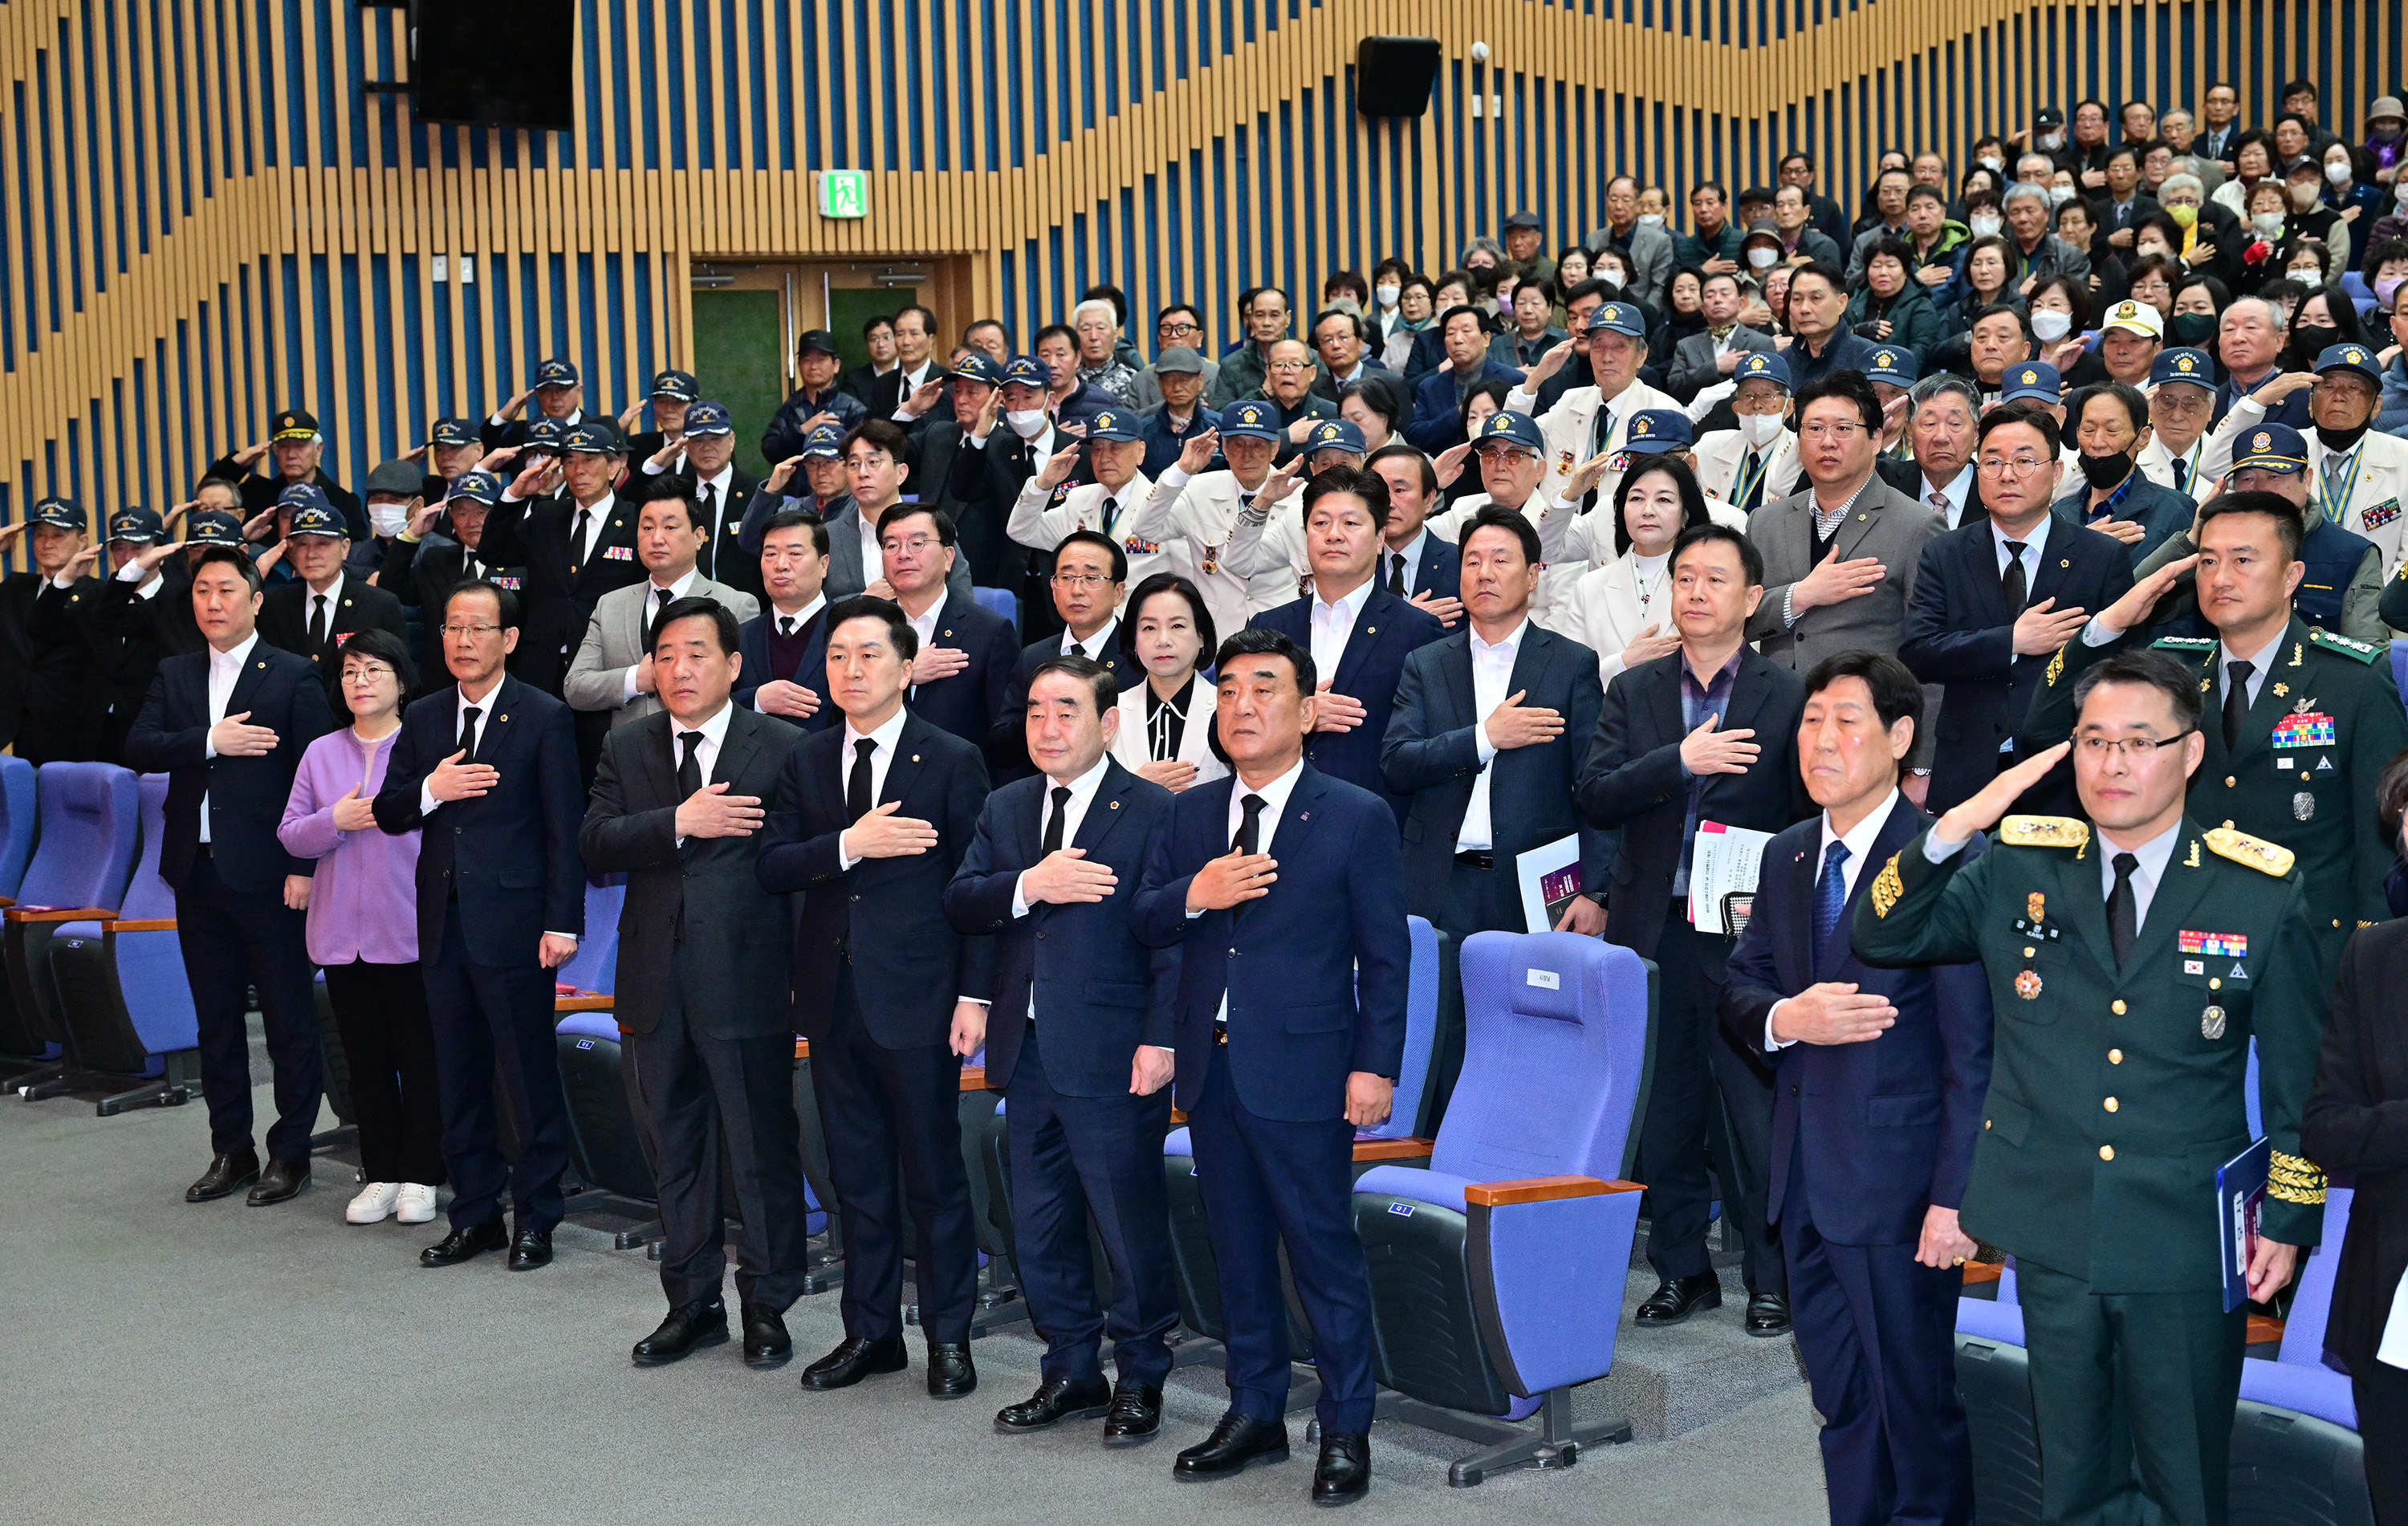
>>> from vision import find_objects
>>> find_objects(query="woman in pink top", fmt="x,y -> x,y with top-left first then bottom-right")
279,630 -> 440,1226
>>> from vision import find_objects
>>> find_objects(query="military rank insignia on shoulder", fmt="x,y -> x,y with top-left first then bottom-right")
2150,636 -> 2217,653
2308,629 -> 2385,664
2204,824 -> 2296,877
1999,815 -> 2089,850
1869,853 -> 1903,917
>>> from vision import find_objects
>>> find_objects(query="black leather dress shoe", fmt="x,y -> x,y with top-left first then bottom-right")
995,1376 -> 1111,1432
506,1225 -> 552,1270
741,1307 -> 792,1369
1632,1273 -> 1723,1327
246,1158 -> 310,1206
800,1334 -> 909,1390
420,1219 -> 509,1268
1311,1431 -> 1372,1507
185,1152 -> 261,1203
1745,1289 -> 1792,1337
1102,1382 -> 1164,1445
1173,1413 -> 1291,1478
926,1341 -> 977,1398
632,1299 -> 727,1365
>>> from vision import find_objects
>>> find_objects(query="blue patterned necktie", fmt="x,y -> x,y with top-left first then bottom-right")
1813,840 -> 1852,947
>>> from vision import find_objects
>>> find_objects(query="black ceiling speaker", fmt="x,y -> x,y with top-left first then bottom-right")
1357,36 -> 1442,119
413,0 -> 577,132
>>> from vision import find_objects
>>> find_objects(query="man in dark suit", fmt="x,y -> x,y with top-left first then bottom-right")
943,656 -> 1183,1444
896,351 -> 1003,559
864,304 -> 953,423
373,580 -> 588,1271
475,418 -> 647,701
1721,651 -> 1991,1526
1577,521 -> 1813,1334
991,531 -> 1142,780
124,546 -> 335,1204
380,471 -> 528,674
1900,402 -> 2135,815
1129,626 -> 1408,1505
0,495 -> 108,764
1367,445 -> 1463,623
580,596 -> 813,1369
632,401 -> 764,604
874,503 -> 1017,750
755,596 -> 995,1398
1246,467 -> 1444,824
734,508 -> 834,730
1403,307 -> 1527,452
256,498 -> 408,686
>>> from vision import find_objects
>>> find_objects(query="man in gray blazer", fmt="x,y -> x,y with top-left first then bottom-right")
1666,272 -> 1775,400
566,479 -> 762,730
1583,176 -> 1675,310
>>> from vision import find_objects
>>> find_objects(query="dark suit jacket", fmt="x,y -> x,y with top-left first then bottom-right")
1899,517 -> 2134,815
868,364 -> 956,423
474,491 -> 646,694
371,675 -> 587,966
755,710 -> 995,1047
377,533 -> 528,674
1405,360 -> 1528,453
989,631 -> 1145,779
1574,647 -> 1813,959
0,573 -> 107,763
1130,765 -> 1409,1121
942,759 -> 1181,1095
578,706 -> 803,1038
907,589 -> 1020,751
124,639 -> 336,893
258,577 -> 409,681
1381,622 -> 1609,922
1389,534 -> 1460,604
734,607 -> 835,728
2303,919 -> 2408,1374
1721,797 -> 1994,1245
1249,588 -> 1446,823
687,468 -> 766,601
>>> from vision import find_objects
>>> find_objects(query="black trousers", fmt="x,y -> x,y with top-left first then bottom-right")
421,901 -> 571,1232
174,852 -> 322,1162
2357,1357 -> 2408,1526
816,965 -> 978,1343
1639,907 -> 1783,1294
625,952 -> 815,1312
320,958 -> 444,1186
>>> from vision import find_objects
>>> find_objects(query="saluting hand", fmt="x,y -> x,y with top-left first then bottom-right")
763,454 -> 807,494
2094,552 -> 2197,638
1935,739 -> 2072,842
677,781 -> 765,840
1021,846 -> 1117,904
1032,442 -> 1084,491
843,800 -> 938,860
1175,427 -> 1221,476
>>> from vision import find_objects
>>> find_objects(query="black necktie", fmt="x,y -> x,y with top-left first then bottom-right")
1068,641 -> 1086,659
2170,458 -> 2188,496
779,615 -> 796,640
2223,660 -> 2252,751
2108,853 -> 2139,968
2001,540 -> 2028,616
653,585 -> 673,634
458,704 -> 482,759
1234,792 -> 1267,856
310,593 -> 329,651
1101,496 -> 1120,536
847,738 -> 876,824
697,483 -> 718,576
462,551 -> 482,580
1387,551 -> 1405,596
571,507 -> 592,572
677,729 -> 704,799
1042,785 -> 1072,853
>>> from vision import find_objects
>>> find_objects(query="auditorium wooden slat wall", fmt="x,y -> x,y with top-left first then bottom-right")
0,0 -> 2398,525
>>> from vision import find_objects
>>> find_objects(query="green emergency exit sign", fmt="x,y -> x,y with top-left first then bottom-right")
818,171 -> 869,218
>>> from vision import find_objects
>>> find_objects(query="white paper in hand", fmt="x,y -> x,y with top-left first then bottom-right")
1689,820 -> 1773,929
2379,1265 -> 2408,1369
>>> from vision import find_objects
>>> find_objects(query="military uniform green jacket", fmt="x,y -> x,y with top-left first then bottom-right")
1853,814 -> 2325,1292
2024,618 -> 2406,979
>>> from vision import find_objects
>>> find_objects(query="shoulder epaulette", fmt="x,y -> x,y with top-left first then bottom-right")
2308,629 -> 2386,665
2150,636 -> 2218,652
2204,823 -> 2296,877
1999,815 -> 2089,850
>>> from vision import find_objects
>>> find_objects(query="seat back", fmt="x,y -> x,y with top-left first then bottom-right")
1428,930 -> 1648,1186
121,776 -> 178,920
973,586 -> 1018,631
2391,639 -> 2408,714
555,880 -> 626,993
20,763 -> 139,913
0,755 -> 35,899
1355,915 -> 1439,1141
2278,1187 -> 2353,1367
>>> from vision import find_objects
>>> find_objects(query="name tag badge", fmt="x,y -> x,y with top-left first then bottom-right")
1526,968 -> 1560,990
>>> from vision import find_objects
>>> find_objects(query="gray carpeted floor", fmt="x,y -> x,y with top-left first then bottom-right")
0,1080 -> 1832,1524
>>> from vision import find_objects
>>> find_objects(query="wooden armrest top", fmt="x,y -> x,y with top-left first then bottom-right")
102,918 -> 177,933
960,1066 -> 988,1092
795,1038 -> 810,1059
1462,1175 -> 1643,1207
4,905 -> 115,923
1351,1137 -> 1437,1162
552,993 -> 616,1012
0,894 -> 14,908
2247,1313 -> 2286,1345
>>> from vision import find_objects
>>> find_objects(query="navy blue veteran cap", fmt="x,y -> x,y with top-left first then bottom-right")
523,416 -> 569,453
1733,351 -> 1792,392
1865,346 -> 1919,389
286,499 -> 348,539
429,417 -> 479,448
270,408 -> 319,443
1084,408 -> 1142,443
2150,348 -> 2215,389
1621,409 -> 1694,454
801,423 -> 847,458
1218,400 -> 1283,440
650,368 -> 701,401
561,419 -> 624,454
185,509 -> 246,549
1001,356 -> 1051,390
276,483 -> 333,519
1583,300 -> 1646,339
1305,418 -> 1368,456
535,357 -> 580,389
2314,343 -> 2382,386
448,470 -> 504,507
29,495 -> 85,531
2229,422 -> 2310,474
951,351 -> 1006,388
681,401 -> 734,437
1474,409 -> 1547,453
1999,360 -> 2061,404
107,505 -> 165,544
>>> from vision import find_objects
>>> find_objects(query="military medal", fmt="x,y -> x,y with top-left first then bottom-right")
2014,969 -> 2043,1000
2027,893 -> 2045,925
2201,1003 -> 2227,1040
2294,791 -> 2315,821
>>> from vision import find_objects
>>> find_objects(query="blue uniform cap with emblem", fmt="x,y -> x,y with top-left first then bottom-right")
1001,356 -> 1051,390
275,482 -> 332,517
681,401 -> 734,437
185,509 -> 246,548
1999,360 -> 2061,403
2149,348 -> 2216,391
1083,409 -> 1141,443
2228,421 -> 2309,474
1473,409 -> 1547,453
800,423 -> 846,459
951,351 -> 1006,388
106,506 -> 165,544
429,417 -> 479,447
30,495 -> 86,531
1734,351 -> 1792,392
2312,343 -> 2382,387
285,500 -> 348,539
534,357 -> 580,389
1584,302 -> 1646,339
1865,347 -> 1918,388
1218,401 -> 1283,440
1620,409 -> 1695,454
649,368 -> 700,401
1305,418 -> 1368,457
447,470 -> 504,507
523,415 -> 568,454
270,408 -> 319,443
560,420 -> 624,454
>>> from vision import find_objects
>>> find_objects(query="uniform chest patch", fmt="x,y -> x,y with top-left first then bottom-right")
2178,930 -> 2247,958
2271,712 -> 2333,748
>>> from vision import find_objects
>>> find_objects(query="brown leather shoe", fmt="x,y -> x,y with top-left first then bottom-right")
246,1159 -> 311,1205
186,1152 -> 261,1203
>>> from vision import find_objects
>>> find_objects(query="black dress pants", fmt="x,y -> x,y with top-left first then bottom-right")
320,958 -> 445,1186
175,851 -> 322,1162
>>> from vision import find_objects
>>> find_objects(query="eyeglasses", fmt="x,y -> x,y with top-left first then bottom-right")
847,453 -> 895,470
1157,319 -> 1202,337
440,623 -> 502,637
342,663 -> 396,682
1267,360 -> 1312,372
1051,572 -> 1118,590
1799,421 -> 1866,442
2076,729 -> 2194,759
1977,454 -> 2050,478
881,535 -> 942,555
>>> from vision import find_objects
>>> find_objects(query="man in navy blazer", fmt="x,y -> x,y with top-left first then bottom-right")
1130,626 -> 1408,1507
1576,522 -> 1814,1335
755,595 -> 995,1400
1720,651 -> 1991,1526
989,531 -> 1145,783
733,507 -> 834,730
1369,444 -> 1465,622
1403,306 -> 1527,452
125,546 -> 336,1206
943,656 -> 1183,1443
1247,466 -> 1444,826
874,504 -> 1016,750
1900,403 -> 2134,815
372,580 -> 587,1271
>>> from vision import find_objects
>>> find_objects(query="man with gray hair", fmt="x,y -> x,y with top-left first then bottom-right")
2203,296 -> 2308,431
1072,297 -> 1140,407
1876,375 -> 1983,529
207,408 -> 366,539
2001,183 -> 2092,287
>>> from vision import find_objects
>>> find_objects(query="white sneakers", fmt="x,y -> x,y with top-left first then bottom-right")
346,1182 -> 401,1223
395,1183 -> 438,1224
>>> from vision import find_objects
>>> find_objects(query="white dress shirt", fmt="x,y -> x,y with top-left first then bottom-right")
1060,617 -> 1118,661
1921,462 -> 1976,529
624,568 -> 702,701
693,464 -> 736,543
835,705 -> 913,870
771,592 -> 828,641
298,570 -> 344,645
1193,758 -> 1308,1028
855,504 -> 885,586
1767,788 -> 1902,1048
197,632 -> 262,842
1010,753 -> 1112,920
668,698 -> 734,847
1455,619 -> 1528,853
2212,626 -> 2283,712
567,490 -> 616,566
1308,573 -> 1376,682
1991,515 -> 2053,751
1381,531 -> 1430,596
903,594 -> 943,653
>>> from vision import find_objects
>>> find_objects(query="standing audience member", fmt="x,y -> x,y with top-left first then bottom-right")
735,509 -> 833,726
1109,573 -> 1227,791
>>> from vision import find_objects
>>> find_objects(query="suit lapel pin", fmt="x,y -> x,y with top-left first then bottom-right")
1300,811 -> 1311,821
1366,625 -> 1377,634
499,714 -> 508,722
911,754 -> 921,763
256,661 -> 266,669
1857,512 -> 1866,521
1109,800 -> 1120,809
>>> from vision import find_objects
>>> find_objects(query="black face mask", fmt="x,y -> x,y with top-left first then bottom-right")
2168,311 -> 2218,345
2290,323 -> 2339,358
2078,450 -> 2134,488
2318,421 -> 2369,454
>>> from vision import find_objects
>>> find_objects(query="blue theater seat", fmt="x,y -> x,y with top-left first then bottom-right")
1346,930 -> 1652,1486
2231,1189 -> 2371,1526
973,586 -> 1019,633
1954,1262 -> 2044,1526
2,763 -> 140,1088
0,754 -> 37,904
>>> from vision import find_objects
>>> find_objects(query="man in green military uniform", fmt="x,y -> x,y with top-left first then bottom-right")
2026,488 -> 2407,987
1855,649 -> 2325,1526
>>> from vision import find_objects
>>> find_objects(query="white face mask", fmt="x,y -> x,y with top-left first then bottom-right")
1638,213 -> 1666,229
2325,160 -> 2353,185
368,501 -> 409,537
1979,156 -> 2005,174
1374,283 -> 1401,309
1736,411 -> 1786,447
2031,309 -> 2073,341
2253,211 -> 2288,236
1970,214 -> 2003,238
2039,130 -> 2065,151
1006,408 -> 1050,439
1597,269 -> 1624,290
2047,185 -> 2076,207
1746,246 -> 1780,271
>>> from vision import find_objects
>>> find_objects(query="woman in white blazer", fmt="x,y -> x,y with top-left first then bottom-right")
1108,572 -> 1229,791
1558,457 -> 1723,685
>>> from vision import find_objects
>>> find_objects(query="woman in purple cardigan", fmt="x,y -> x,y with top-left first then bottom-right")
278,629 -> 441,1226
